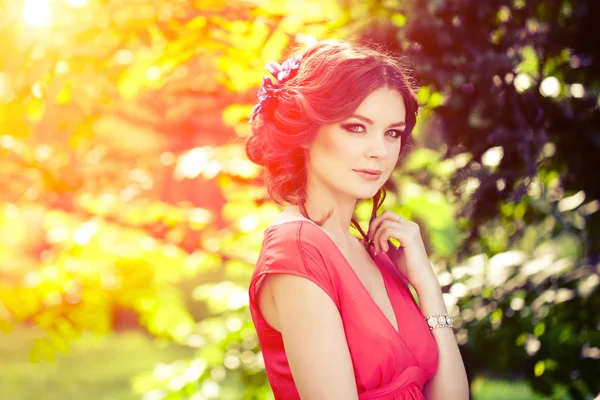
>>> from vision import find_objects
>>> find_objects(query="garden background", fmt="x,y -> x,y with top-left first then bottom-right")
0,0 -> 598,399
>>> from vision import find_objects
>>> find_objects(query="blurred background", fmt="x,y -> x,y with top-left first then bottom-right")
0,0 -> 598,399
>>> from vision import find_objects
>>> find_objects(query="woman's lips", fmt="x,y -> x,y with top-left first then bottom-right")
353,169 -> 382,181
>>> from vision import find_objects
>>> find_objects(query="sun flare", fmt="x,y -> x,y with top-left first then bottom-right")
22,0 -> 52,27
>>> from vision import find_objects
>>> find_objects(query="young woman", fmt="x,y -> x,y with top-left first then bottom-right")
245,40 -> 469,400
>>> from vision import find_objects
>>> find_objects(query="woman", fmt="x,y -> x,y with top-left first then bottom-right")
245,40 -> 469,400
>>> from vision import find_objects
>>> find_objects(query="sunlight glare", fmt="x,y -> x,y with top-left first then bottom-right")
65,0 -> 88,8
22,0 -> 52,27
174,147 -> 210,179
0,73 -> 15,103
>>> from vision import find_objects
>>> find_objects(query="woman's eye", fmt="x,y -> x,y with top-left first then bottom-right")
342,123 -> 364,133
342,123 -> 404,139
387,130 -> 404,139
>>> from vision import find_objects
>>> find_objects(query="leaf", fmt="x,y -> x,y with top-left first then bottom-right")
403,148 -> 441,172
26,98 -> 45,123
222,104 -> 253,126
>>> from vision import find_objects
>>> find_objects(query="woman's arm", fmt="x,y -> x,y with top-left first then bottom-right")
264,273 -> 359,399
417,280 -> 470,400
368,210 -> 470,399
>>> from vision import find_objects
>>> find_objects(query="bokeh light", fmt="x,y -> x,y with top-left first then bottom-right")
22,0 -> 52,27
540,76 -> 561,97
514,73 -> 531,92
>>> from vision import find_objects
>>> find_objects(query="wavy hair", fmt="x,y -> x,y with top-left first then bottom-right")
245,39 -> 419,243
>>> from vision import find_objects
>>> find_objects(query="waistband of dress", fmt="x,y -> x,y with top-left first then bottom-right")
358,366 -> 426,400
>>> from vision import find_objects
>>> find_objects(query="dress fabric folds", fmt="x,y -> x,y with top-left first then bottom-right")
248,220 -> 438,399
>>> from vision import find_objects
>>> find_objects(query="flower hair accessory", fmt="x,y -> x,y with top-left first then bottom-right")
249,55 -> 303,123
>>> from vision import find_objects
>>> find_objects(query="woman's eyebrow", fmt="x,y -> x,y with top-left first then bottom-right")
350,113 -> 406,128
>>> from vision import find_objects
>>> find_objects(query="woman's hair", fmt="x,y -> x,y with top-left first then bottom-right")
245,39 -> 419,242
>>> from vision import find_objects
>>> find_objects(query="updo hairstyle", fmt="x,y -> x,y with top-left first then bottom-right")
245,39 -> 419,242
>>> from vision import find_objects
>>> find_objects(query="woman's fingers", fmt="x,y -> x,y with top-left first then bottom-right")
373,218 -> 417,255
368,211 -> 403,252
373,220 -> 402,254
368,210 -> 398,242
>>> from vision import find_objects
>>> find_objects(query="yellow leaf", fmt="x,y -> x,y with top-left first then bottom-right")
26,98 -> 45,123
247,20 -> 270,51
55,82 -> 72,105
222,104 -> 253,126
534,360 -> 545,377
184,15 -> 207,32
47,330 -> 70,354
261,30 -> 290,65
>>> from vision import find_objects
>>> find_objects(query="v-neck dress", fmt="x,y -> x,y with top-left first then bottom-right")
248,220 -> 438,399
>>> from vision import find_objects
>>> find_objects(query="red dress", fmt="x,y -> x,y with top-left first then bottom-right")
248,220 -> 439,399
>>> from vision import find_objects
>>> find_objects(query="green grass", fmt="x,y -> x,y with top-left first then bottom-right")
472,376 -> 551,400
0,326 -> 194,400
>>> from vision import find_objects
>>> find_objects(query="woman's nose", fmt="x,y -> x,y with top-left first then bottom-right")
366,136 -> 388,158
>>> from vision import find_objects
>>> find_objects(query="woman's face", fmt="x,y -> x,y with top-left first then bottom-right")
305,86 -> 407,201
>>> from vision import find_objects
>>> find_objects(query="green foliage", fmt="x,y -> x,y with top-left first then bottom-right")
387,2 -> 600,397
398,0 -> 600,263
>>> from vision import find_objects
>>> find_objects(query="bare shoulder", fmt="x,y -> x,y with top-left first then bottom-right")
258,209 -> 318,331
256,211 -> 358,398
265,273 -> 358,399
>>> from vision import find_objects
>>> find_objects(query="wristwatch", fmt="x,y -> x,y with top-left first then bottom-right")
425,314 -> 454,330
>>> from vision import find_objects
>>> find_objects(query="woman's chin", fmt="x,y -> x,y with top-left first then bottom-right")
354,187 -> 382,200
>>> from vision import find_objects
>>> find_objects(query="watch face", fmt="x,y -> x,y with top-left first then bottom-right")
427,317 -> 438,327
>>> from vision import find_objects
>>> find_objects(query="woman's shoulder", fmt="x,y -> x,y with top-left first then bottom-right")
263,218 -> 325,255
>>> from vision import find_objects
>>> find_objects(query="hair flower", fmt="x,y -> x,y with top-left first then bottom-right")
249,55 -> 303,123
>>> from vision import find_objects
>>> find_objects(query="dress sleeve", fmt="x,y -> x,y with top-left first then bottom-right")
249,224 -> 340,321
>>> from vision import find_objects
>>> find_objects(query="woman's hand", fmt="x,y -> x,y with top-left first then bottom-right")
368,210 -> 438,291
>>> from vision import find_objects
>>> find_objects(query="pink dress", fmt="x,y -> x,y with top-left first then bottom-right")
248,220 -> 439,399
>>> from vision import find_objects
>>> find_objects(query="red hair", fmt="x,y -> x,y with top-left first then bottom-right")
245,39 -> 419,242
